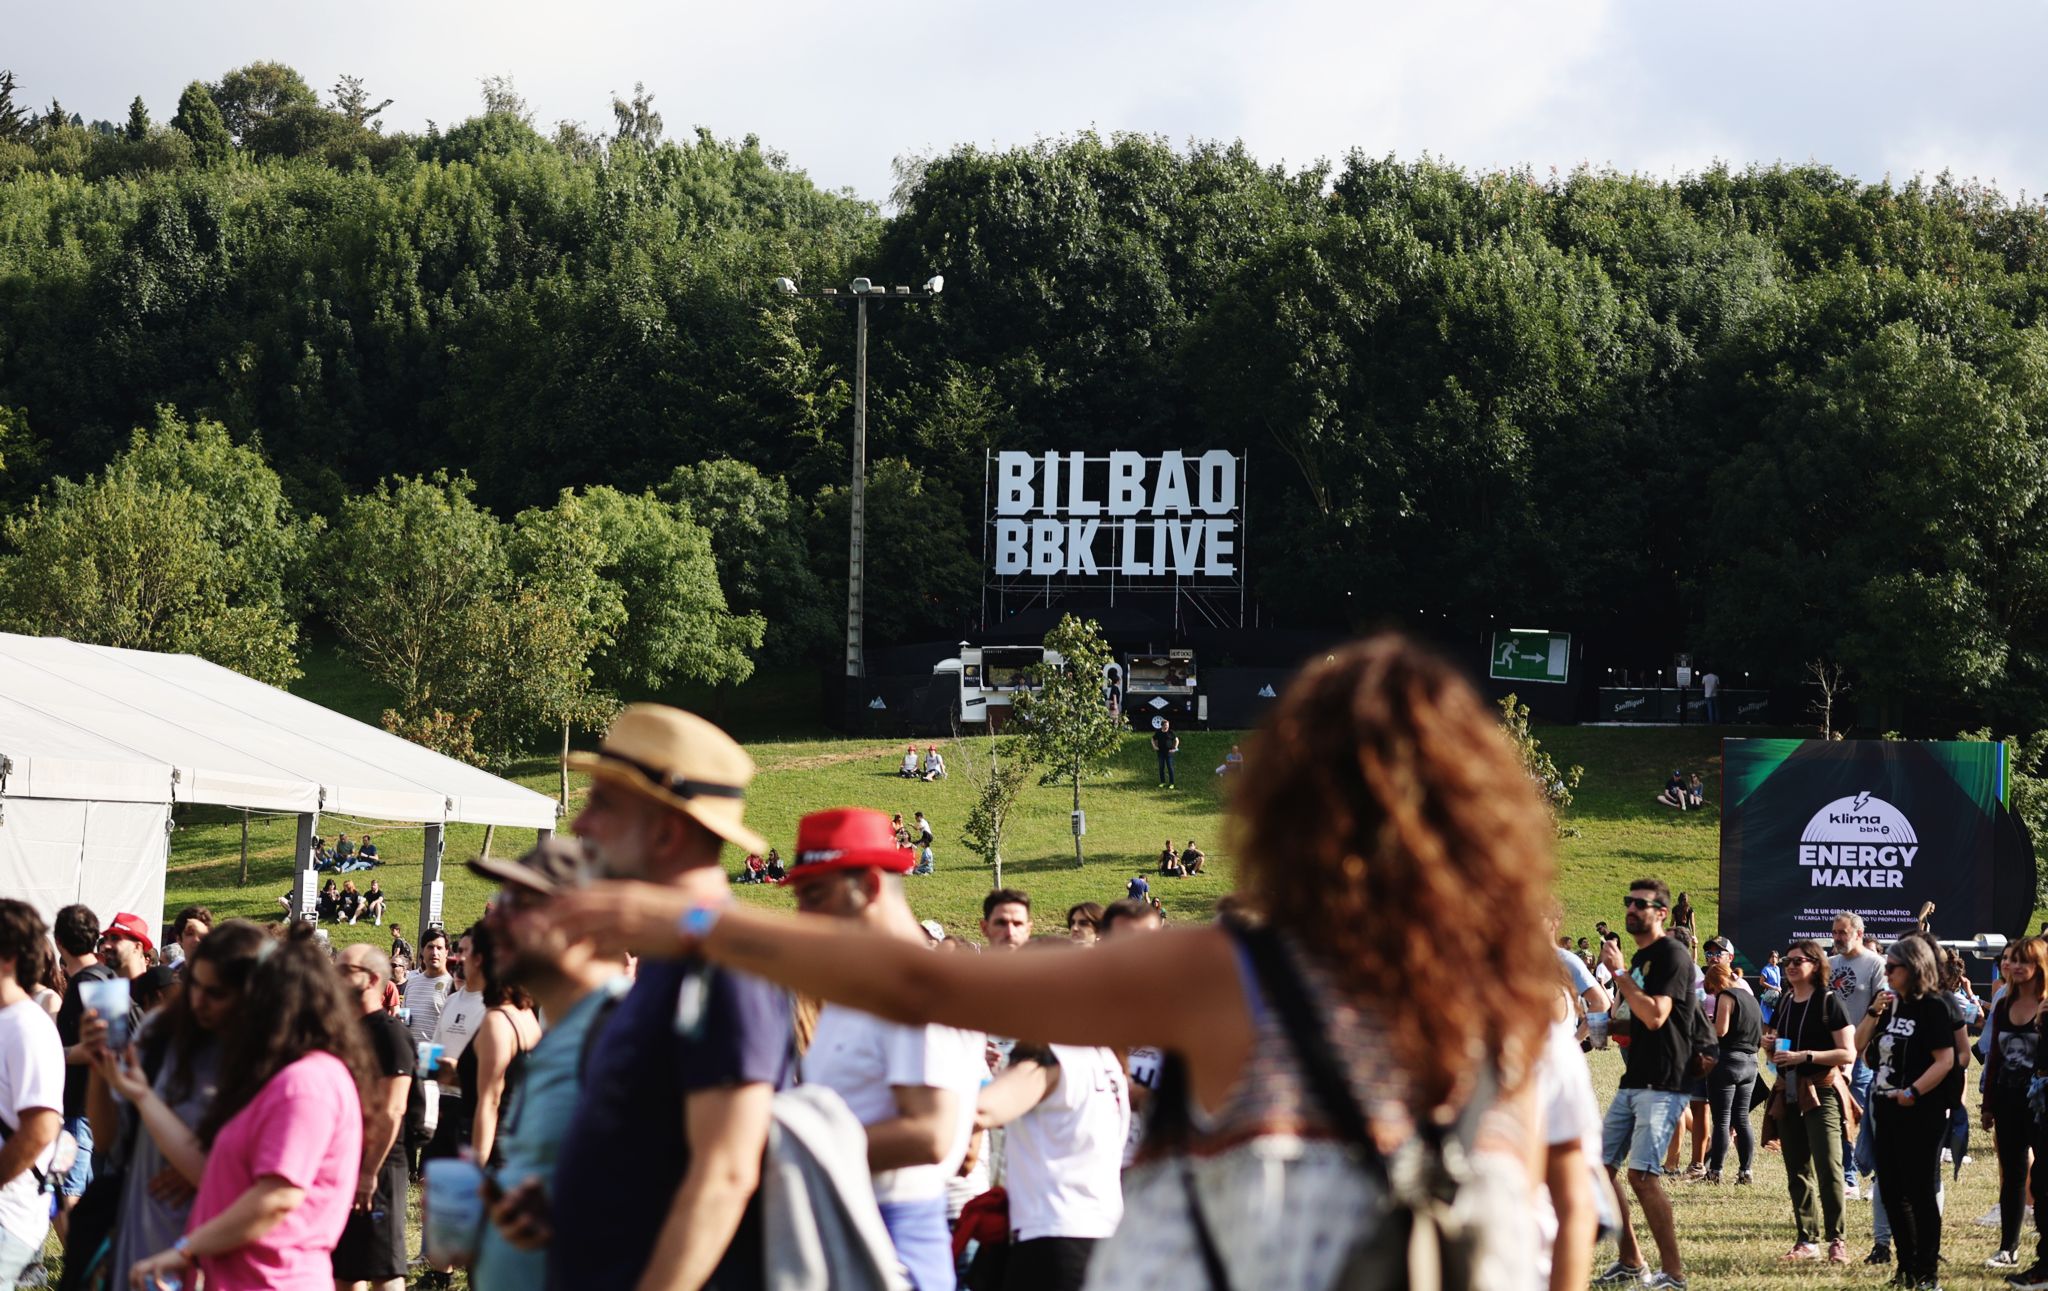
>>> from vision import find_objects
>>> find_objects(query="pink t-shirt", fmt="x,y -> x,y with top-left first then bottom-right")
187,1052 -> 362,1291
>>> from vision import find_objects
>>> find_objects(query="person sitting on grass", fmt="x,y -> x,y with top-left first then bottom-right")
764,850 -> 786,882
316,880 -> 341,923
899,745 -> 919,778
358,835 -> 380,865
891,813 -> 913,850
1686,774 -> 1706,810
1181,840 -> 1206,876
737,853 -> 766,885
1158,840 -> 1183,878
921,745 -> 946,781
360,880 -> 387,927
1656,771 -> 1690,810
337,880 -> 362,924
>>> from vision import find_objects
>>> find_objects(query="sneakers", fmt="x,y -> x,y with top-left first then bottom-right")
1781,1242 -> 1820,1261
1844,1181 -> 1865,1200
1643,1275 -> 1688,1290
2007,1263 -> 2048,1290
1992,1250 -> 2023,1269
1828,1239 -> 1849,1264
1866,1242 -> 1891,1265
1592,1261 -> 1647,1285
1683,1163 -> 1708,1181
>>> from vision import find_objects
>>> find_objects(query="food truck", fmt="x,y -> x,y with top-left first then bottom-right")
1121,649 -> 1203,729
941,643 -> 1066,729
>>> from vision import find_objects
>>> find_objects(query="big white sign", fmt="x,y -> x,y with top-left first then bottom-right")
991,450 -> 1239,577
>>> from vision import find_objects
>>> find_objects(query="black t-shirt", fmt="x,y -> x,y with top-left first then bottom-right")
1771,988 -> 1850,1101
1991,996 -> 2043,1090
359,1011 -> 414,1168
1873,993 -> 1965,1097
1620,936 -> 1696,1092
1719,988 -> 1764,1055
56,963 -> 117,1119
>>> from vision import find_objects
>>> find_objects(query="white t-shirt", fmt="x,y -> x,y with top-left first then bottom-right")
402,971 -> 452,1046
1702,672 -> 1719,698
1534,1013 -> 1604,1284
433,988 -> 487,1068
0,998 -> 64,1247
803,1005 -> 986,1203
1004,1044 -> 1129,1241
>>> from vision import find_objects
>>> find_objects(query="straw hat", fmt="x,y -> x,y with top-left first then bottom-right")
566,704 -> 767,855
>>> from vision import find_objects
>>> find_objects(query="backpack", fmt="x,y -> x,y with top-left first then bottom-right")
1159,921 -> 1500,1291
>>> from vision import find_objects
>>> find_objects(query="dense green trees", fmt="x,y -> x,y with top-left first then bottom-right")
2,61 -> 2047,737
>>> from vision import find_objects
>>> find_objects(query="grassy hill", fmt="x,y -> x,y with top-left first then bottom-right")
161,645 -> 1761,952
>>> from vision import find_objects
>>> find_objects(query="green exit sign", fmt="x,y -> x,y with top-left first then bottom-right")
1490,630 -> 1571,685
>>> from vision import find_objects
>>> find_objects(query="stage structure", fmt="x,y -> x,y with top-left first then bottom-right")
981,449 -> 1249,631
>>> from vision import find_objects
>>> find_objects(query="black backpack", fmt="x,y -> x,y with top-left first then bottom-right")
1152,921 -> 1499,1291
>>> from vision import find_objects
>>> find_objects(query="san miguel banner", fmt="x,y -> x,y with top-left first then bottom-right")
1721,739 -> 2035,958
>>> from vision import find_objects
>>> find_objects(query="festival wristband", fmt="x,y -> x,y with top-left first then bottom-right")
1898,1086 -> 1918,1104
172,1235 -> 193,1257
681,902 -> 727,940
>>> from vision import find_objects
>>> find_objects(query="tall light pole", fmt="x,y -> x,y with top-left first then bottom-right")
775,274 -> 944,728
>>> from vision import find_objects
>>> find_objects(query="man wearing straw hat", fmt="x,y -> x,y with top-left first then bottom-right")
544,706 -> 795,1291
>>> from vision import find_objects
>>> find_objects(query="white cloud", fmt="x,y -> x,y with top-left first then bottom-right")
9,0 -> 2044,202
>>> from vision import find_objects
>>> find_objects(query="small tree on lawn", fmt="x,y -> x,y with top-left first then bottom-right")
1498,693 -> 1584,837
960,739 -> 1029,890
1010,614 -> 1125,867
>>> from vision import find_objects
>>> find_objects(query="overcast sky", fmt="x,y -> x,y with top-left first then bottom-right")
13,0 -> 2047,207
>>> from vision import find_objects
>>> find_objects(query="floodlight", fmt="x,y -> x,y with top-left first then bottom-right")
851,277 -> 873,294
923,275 -> 945,295
774,277 -> 798,296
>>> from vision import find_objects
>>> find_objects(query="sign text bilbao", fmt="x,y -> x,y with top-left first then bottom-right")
993,450 -> 1239,577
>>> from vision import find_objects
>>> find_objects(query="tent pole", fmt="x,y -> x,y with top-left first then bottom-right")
290,812 -> 318,918
238,810 -> 249,887
419,823 -> 446,944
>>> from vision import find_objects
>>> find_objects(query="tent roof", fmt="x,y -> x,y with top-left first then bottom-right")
0,634 -> 559,830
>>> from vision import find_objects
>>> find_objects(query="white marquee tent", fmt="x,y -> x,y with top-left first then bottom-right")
0,633 -> 559,930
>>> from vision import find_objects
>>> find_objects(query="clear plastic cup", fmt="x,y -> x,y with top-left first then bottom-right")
423,1157 -> 486,1266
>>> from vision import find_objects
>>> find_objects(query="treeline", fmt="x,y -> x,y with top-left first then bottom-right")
3,64 -> 2048,738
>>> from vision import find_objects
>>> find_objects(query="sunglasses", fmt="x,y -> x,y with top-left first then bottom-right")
1622,897 -> 1667,912
1784,955 -> 1817,966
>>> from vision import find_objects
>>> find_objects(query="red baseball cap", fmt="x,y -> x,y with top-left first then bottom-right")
104,912 -> 155,956
784,808 -> 915,884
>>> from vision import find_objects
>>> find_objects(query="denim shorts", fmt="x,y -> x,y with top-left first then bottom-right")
1602,1087 -> 1691,1175
58,1114 -> 92,1199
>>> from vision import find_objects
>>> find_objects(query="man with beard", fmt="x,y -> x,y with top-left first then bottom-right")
1595,878 -> 1696,1290
546,706 -> 794,1291
469,837 -> 627,1291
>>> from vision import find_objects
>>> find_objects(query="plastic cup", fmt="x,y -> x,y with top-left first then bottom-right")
422,1157 -> 486,1266
415,1040 -> 444,1078
80,978 -> 132,1054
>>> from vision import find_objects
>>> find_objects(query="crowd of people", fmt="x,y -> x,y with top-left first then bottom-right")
6,632 -> 2042,1291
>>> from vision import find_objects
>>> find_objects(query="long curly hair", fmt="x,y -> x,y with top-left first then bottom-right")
198,922 -> 374,1145
1229,633 -> 1558,1107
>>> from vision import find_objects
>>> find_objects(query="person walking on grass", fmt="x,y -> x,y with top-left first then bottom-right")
1766,939 -> 1855,1264
1703,960 -> 1761,1185
1982,937 -> 2047,1276
1856,934 -> 1962,1291
1593,878 -> 1693,1289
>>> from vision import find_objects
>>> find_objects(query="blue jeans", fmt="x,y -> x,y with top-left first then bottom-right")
1843,1059 -> 1874,1187
1602,1087 -> 1690,1175
878,1196 -> 955,1291
1156,752 -> 1176,786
